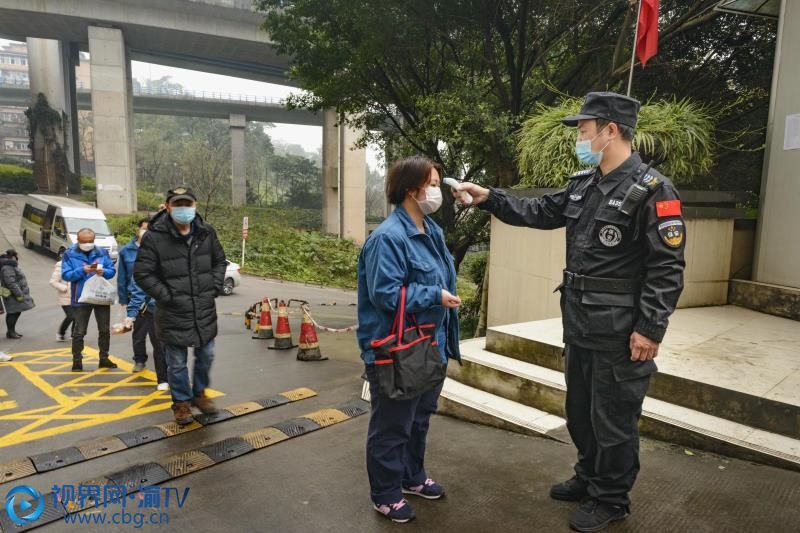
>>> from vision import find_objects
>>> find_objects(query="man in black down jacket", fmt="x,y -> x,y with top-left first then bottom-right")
134,187 -> 227,425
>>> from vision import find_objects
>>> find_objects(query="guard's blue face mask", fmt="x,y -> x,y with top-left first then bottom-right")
575,125 -> 611,166
170,206 -> 196,225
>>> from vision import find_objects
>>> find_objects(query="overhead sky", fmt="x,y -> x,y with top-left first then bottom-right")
129,61 -> 383,171
0,39 -> 382,171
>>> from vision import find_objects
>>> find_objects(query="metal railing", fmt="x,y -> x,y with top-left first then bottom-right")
0,79 -> 286,106
131,85 -> 286,105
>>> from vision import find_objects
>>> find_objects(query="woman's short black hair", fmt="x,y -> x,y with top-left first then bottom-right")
385,155 -> 440,206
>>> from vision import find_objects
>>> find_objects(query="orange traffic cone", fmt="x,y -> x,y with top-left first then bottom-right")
297,308 -> 327,361
269,300 -> 297,350
252,298 -> 274,339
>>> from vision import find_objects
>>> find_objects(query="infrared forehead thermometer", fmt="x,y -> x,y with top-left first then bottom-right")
443,177 -> 473,205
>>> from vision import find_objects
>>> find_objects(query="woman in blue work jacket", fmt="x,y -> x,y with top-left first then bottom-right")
356,155 -> 461,523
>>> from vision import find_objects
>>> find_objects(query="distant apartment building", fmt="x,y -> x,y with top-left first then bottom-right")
0,42 -> 30,159
0,41 -> 92,163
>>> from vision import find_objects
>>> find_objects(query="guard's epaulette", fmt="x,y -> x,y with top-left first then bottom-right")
569,168 -> 595,180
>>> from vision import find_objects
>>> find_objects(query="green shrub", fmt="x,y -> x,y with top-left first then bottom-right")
107,206 -> 358,289
517,97 -> 717,187
209,207 -> 356,288
457,276 -> 479,340
0,164 -> 35,193
137,189 -> 163,212
81,176 -> 96,191
0,156 -> 31,168
460,251 -> 488,285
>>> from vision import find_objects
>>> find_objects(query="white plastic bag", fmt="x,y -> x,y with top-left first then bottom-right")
78,275 -> 117,306
111,306 -> 133,335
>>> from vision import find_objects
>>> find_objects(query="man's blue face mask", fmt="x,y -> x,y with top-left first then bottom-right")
575,125 -> 611,166
170,206 -> 196,225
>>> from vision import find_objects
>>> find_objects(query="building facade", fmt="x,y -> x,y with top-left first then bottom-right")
0,42 -> 30,159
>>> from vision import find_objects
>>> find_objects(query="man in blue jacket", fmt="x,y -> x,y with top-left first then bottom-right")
62,228 -> 117,372
118,219 -> 168,389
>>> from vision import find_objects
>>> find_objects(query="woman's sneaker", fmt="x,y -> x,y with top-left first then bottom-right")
402,478 -> 445,500
373,499 -> 415,523
157,382 -> 170,391
0,352 -> 12,362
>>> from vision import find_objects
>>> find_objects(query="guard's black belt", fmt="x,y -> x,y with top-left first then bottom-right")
561,270 -> 640,294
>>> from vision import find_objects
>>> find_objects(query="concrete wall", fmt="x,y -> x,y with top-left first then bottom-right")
487,216 -> 736,327
730,221 -> 756,280
753,0 -> 800,289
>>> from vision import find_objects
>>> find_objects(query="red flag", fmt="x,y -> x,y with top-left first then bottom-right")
635,0 -> 659,68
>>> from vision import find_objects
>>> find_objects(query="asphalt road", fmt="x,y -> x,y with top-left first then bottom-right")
0,193 -> 798,533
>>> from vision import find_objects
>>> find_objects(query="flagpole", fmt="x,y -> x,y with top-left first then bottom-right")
626,0 -> 643,96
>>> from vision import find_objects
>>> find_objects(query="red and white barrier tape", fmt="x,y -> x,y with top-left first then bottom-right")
301,304 -> 359,333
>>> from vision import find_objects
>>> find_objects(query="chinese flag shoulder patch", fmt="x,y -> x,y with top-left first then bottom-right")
656,200 -> 682,217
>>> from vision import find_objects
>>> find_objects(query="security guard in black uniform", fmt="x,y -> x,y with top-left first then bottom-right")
455,92 -> 686,532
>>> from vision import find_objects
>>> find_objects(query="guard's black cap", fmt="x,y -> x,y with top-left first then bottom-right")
562,92 -> 641,129
166,186 -> 197,203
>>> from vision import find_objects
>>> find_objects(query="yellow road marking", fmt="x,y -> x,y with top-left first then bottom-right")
0,389 -> 7,397
0,401 -> 17,411
0,347 -> 223,448
8,362 -> 76,406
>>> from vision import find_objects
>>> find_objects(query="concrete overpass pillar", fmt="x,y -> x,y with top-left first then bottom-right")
321,110 -> 340,235
340,124 -> 367,244
230,113 -> 246,206
26,38 -> 81,194
321,110 -> 367,244
88,26 -> 136,214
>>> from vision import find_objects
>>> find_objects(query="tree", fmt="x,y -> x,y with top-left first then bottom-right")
271,153 -> 322,209
133,75 -> 184,95
365,165 -> 386,219
180,131 -> 230,218
135,114 -> 181,193
257,0 -> 776,267
245,122 -> 275,206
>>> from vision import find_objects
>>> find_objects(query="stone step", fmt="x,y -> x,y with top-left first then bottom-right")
728,279 -> 800,321
484,320 -> 800,439
439,379 -> 570,443
447,339 -> 800,472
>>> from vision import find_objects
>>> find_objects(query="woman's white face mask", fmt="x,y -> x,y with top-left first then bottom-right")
415,186 -> 443,215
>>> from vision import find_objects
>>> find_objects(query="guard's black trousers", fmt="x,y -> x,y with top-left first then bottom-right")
565,344 -> 654,507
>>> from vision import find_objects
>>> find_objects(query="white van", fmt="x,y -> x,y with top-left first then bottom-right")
19,194 -> 119,261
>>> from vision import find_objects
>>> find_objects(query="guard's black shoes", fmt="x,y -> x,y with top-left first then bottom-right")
98,358 -> 118,369
569,499 -> 629,532
71,359 -> 83,372
6,331 -> 21,339
550,475 -> 589,502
